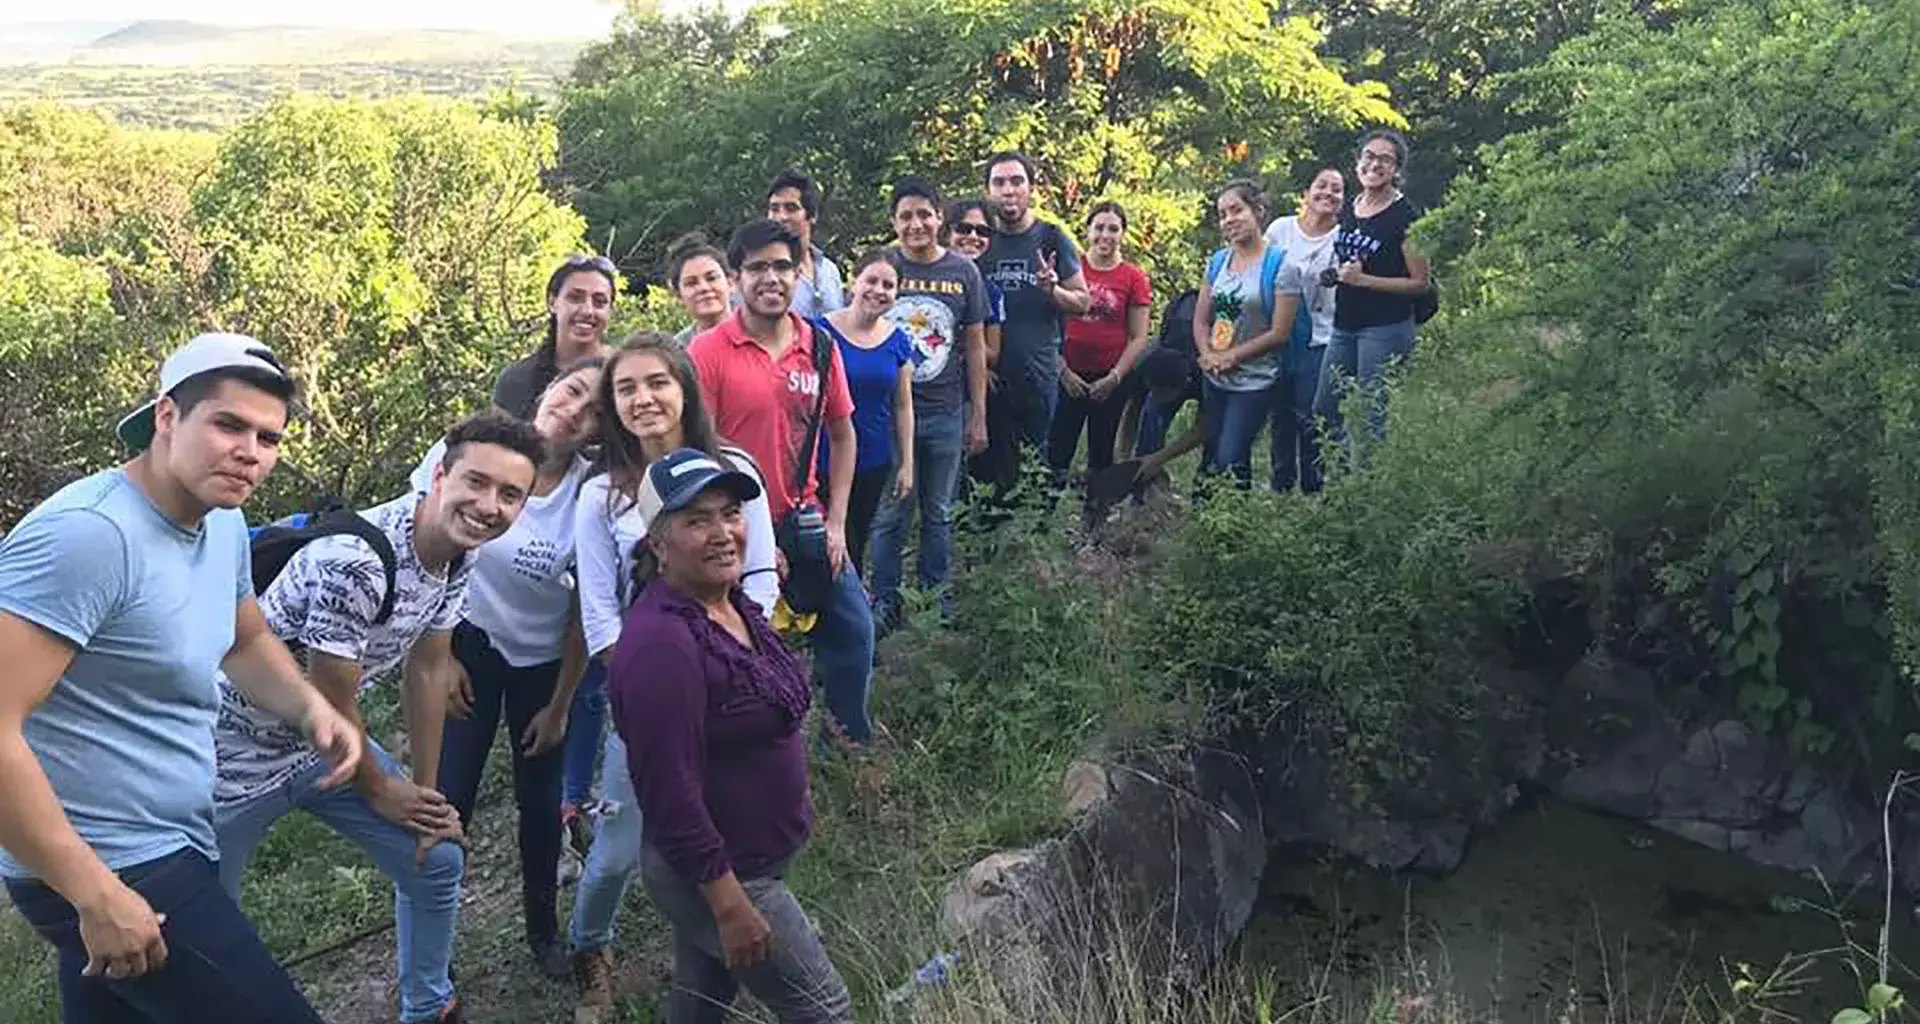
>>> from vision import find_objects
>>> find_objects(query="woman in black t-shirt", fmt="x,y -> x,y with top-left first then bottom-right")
1314,129 -> 1431,453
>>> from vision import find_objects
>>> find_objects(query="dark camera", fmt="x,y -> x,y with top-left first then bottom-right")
1318,266 -> 1341,288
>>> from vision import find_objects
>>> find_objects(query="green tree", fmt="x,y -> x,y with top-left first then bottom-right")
192,95 -> 587,510
558,0 -> 1396,292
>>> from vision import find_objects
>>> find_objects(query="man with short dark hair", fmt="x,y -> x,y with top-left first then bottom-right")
0,333 -> 362,1023
688,220 -> 875,744
977,150 -> 1092,491
868,176 -> 990,630
213,409 -> 546,1024
766,168 -> 845,320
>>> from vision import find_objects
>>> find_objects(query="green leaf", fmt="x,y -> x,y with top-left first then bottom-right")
1867,983 -> 1902,1013
1831,1008 -> 1871,1024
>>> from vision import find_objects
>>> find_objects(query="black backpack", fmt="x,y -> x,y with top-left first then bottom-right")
248,505 -> 399,625
1157,288 -> 1200,353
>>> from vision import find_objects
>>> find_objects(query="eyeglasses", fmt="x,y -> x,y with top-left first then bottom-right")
560,253 -> 618,275
740,258 -> 799,276
1358,150 -> 1399,168
950,223 -> 993,238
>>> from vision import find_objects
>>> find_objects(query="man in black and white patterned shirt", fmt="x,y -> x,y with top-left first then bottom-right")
211,410 -> 545,1024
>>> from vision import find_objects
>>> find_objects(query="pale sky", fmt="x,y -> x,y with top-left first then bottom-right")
0,2 -> 728,38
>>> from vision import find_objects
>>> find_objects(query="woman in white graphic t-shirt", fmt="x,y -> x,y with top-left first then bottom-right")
1264,166 -> 1345,493
411,356 -> 605,979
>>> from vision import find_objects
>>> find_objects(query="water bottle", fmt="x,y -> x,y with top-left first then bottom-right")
885,951 -> 959,1006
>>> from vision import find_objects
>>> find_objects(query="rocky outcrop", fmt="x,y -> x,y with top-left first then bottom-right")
1541,655 -> 1901,892
941,746 -> 1266,1011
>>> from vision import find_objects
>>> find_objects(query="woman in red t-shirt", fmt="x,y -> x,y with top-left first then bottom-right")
1048,201 -> 1153,484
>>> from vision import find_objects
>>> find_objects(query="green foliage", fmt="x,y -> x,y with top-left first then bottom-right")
0,96 -> 588,526
1407,0 -> 1920,767
558,0 -> 1397,291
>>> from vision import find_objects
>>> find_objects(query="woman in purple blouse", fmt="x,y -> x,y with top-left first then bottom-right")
608,448 -> 851,1024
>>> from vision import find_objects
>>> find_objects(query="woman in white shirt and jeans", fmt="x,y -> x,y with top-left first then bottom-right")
565,331 -> 779,1021
416,357 -> 605,980
1264,166 -> 1345,493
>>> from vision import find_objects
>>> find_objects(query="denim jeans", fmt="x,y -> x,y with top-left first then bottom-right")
639,844 -> 852,1024
1270,345 -> 1327,494
6,848 -> 325,1024
214,743 -> 462,1022
568,728 -> 643,954
563,659 -> 609,807
813,565 -> 876,743
439,622 -> 564,947
869,409 -> 964,624
1201,379 -> 1278,489
1314,318 -> 1417,458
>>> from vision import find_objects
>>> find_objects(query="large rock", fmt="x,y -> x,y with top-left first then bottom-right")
941,746 -> 1266,1012
1537,657 -> 1897,895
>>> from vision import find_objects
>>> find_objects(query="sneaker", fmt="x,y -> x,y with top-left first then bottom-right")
573,948 -> 615,1022
530,937 -> 571,981
557,847 -> 583,888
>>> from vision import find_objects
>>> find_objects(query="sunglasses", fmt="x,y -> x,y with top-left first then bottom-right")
950,223 -> 993,238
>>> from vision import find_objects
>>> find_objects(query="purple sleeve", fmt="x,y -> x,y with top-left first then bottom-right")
607,610 -> 732,884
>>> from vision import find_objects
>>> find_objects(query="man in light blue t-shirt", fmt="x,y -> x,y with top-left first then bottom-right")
0,334 -> 361,1024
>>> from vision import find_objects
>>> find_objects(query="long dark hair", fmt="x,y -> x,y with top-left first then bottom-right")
592,331 -> 729,513
533,255 -> 618,378
593,331 -> 747,597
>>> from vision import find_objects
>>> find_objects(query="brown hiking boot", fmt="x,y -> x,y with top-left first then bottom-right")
572,948 -> 615,1022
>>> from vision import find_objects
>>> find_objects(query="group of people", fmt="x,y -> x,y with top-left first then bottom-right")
0,129 -> 1429,1024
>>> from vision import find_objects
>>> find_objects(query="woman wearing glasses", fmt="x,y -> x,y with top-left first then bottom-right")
1316,130 -> 1430,451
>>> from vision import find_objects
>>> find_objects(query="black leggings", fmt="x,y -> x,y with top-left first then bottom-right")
439,622 -> 565,946
846,465 -> 891,578
1047,370 -> 1133,482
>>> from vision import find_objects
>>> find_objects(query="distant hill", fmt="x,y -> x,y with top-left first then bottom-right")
0,19 -> 586,67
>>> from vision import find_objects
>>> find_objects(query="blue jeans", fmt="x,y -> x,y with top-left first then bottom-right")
1271,345 -> 1327,493
214,744 -> 462,1023
6,848 -> 325,1024
1201,379 -> 1278,488
568,728 -> 642,953
1315,318 -> 1417,457
814,565 -> 876,743
563,660 -> 608,807
869,409 -> 965,624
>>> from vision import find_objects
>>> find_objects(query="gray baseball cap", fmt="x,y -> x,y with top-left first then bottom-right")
117,333 -> 291,452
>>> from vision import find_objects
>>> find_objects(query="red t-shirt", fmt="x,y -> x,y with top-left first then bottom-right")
689,311 -> 854,523
1063,260 -> 1152,373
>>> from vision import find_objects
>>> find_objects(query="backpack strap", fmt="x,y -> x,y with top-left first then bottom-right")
1206,247 -> 1228,286
250,510 -> 400,625
1259,245 -> 1284,320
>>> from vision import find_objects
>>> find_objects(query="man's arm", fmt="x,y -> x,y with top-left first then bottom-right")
306,649 -> 456,838
0,612 -> 163,966
401,631 -> 456,793
824,414 -> 857,574
1047,267 -> 1092,315
221,597 -> 361,789
964,321 -> 989,453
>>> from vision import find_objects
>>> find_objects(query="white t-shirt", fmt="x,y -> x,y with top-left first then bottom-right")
409,441 -> 589,668
574,445 -> 779,659
215,493 -> 470,805
1265,215 -> 1340,347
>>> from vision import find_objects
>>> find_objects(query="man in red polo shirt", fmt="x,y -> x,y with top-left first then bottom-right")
688,219 -> 875,745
